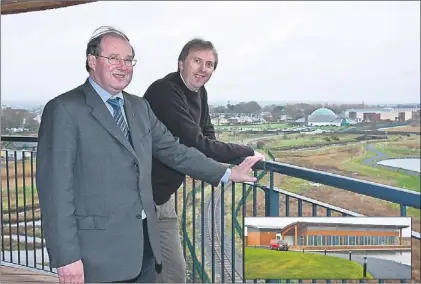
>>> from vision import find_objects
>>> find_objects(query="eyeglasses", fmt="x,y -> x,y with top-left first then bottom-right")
96,55 -> 137,67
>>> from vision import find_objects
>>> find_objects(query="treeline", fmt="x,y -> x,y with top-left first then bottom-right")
1,107 -> 40,133
209,101 -> 369,119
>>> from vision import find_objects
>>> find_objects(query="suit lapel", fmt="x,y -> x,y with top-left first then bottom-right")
83,81 -> 138,159
123,94 -> 145,157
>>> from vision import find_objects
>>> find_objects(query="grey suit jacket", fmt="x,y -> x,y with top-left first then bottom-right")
36,79 -> 227,282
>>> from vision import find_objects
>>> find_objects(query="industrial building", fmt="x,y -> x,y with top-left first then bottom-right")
345,107 -> 420,122
245,221 -> 410,250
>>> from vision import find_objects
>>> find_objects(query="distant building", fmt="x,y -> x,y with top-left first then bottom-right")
226,116 -> 255,124
345,107 -> 420,122
211,117 -> 230,125
245,221 -> 410,250
295,107 -> 356,127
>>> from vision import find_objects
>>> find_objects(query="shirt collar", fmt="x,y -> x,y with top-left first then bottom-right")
179,72 -> 199,93
88,77 -> 124,104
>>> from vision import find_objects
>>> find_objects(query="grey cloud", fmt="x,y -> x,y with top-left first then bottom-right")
1,1 -> 419,105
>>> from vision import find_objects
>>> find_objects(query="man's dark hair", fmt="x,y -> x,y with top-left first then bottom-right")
85,26 -> 135,72
177,38 -> 218,71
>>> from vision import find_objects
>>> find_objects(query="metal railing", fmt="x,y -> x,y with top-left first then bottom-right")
1,135 -> 420,283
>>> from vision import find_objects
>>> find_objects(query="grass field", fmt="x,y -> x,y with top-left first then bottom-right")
272,137 -> 420,193
262,133 -> 361,150
380,124 -> 421,133
244,247 -> 373,280
214,123 -> 291,130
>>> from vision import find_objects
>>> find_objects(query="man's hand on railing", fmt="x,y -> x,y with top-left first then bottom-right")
253,150 -> 266,161
229,155 -> 263,183
57,259 -> 84,283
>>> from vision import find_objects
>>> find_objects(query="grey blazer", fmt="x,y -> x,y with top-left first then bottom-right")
36,80 -> 227,282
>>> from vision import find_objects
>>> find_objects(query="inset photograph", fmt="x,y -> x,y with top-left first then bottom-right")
244,216 -> 412,280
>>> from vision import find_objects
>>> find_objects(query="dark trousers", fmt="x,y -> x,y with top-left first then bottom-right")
114,218 -> 156,283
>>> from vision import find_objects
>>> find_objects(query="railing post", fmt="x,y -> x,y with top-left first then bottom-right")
265,171 -> 279,217
253,169 -> 257,216
400,205 -> 406,216
182,179 -> 187,259
192,179 -> 196,283
211,185 -> 215,283
242,183 -> 246,283
201,181 -> 205,283
231,181 -> 236,283
265,171 -> 279,283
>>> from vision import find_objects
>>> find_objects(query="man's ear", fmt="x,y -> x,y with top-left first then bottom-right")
178,60 -> 184,72
87,54 -> 96,70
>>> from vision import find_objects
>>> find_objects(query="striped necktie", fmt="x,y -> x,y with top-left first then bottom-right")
107,97 -> 130,140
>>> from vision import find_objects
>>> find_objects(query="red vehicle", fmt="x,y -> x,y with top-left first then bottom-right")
269,239 -> 289,251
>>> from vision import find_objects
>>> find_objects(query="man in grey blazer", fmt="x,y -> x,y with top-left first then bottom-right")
36,26 -> 262,283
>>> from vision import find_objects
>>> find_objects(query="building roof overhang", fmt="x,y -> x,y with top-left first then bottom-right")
1,1 -> 96,15
247,221 -> 408,233
281,221 -> 409,235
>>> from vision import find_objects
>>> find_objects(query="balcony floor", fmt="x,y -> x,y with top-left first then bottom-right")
0,265 -> 58,283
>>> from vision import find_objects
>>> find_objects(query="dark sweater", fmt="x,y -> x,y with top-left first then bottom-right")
143,72 -> 255,205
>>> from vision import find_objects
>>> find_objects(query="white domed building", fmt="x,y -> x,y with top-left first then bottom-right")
296,107 -> 353,126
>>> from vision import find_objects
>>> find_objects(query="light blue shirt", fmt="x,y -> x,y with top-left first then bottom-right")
87,77 -> 231,185
88,77 -> 127,120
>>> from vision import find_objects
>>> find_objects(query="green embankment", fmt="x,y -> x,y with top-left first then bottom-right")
245,247 -> 374,280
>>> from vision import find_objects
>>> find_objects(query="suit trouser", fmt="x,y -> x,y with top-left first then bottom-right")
155,197 -> 186,283
114,218 -> 156,283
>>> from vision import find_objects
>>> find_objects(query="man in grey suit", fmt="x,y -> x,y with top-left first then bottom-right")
36,26 -> 262,283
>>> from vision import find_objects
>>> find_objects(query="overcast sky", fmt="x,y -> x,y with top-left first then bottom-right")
1,1 -> 420,105
245,217 -> 412,237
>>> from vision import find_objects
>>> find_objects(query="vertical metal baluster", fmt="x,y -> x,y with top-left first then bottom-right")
31,152 -> 37,268
327,208 -> 331,217
201,181 -> 205,282
192,179 -> 196,283
298,199 -> 303,217
253,170 -> 257,217
0,152 -> 4,261
400,205 -> 406,217
231,181 -> 236,283
221,182 -> 225,283
15,152 -> 20,264
40,212 -> 45,270
242,183 -> 246,283
285,195 -> 289,217
6,153 -> 13,263
265,171 -> 279,283
174,185 -> 178,216
183,179 -> 187,259
22,152 -> 29,266
311,204 -> 317,283
211,185 -> 215,283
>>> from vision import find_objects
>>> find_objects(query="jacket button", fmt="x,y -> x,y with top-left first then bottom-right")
134,162 -> 139,168
136,214 -> 142,219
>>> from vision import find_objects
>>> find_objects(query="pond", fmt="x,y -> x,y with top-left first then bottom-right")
377,158 -> 420,173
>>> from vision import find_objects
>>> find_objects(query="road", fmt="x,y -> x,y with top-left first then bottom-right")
326,253 -> 412,280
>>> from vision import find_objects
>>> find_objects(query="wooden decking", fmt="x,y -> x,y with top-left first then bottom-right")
1,265 -> 58,283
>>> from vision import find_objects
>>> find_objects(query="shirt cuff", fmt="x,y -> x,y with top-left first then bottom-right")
220,168 -> 231,184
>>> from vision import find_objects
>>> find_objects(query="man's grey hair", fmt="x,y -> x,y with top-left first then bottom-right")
177,38 -> 218,71
85,26 -> 135,72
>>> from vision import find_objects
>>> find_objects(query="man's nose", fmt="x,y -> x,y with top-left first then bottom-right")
117,59 -> 128,70
198,62 -> 206,71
